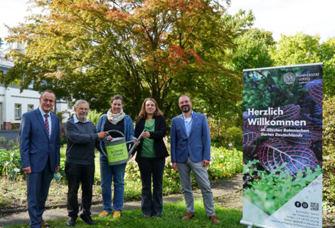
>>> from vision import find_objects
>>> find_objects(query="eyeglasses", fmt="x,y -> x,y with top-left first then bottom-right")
78,108 -> 89,111
42,98 -> 55,103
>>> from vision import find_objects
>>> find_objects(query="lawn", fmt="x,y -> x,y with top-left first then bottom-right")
5,198 -> 244,228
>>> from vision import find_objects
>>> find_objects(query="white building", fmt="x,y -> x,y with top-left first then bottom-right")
0,49 -> 72,130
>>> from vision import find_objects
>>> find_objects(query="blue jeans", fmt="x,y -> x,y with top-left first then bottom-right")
100,153 -> 126,212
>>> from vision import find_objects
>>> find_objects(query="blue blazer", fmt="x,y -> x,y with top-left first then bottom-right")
19,108 -> 60,173
170,112 -> 211,163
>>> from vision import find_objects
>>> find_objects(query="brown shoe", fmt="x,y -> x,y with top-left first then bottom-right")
209,215 -> 220,224
183,212 -> 195,220
41,219 -> 50,227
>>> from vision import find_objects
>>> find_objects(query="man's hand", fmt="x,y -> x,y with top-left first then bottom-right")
55,166 -> 60,172
172,162 -> 178,171
129,154 -> 133,159
202,160 -> 210,167
23,166 -> 32,174
97,131 -> 109,139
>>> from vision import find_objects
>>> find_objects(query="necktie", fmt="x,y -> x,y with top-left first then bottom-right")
45,114 -> 49,137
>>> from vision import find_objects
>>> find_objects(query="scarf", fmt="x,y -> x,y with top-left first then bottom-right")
107,108 -> 126,125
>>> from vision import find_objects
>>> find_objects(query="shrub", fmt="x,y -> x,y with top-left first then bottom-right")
0,148 -> 23,179
323,95 -> 335,205
60,127 -> 67,145
87,110 -> 103,126
207,147 -> 243,179
0,136 -> 6,148
209,118 -> 242,148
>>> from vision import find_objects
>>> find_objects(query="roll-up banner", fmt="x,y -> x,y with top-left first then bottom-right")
241,63 -> 323,228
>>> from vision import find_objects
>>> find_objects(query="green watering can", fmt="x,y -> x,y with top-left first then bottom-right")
100,129 -> 143,166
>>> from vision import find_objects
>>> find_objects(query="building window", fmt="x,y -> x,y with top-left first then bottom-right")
28,104 -> 34,111
15,104 -> 22,120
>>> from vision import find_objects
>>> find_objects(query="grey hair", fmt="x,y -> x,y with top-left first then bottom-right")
74,100 -> 89,109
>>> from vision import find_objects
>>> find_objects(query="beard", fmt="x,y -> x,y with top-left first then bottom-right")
77,112 -> 87,120
181,105 -> 190,113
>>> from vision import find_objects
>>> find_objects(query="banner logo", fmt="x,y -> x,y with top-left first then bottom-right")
283,72 -> 296,84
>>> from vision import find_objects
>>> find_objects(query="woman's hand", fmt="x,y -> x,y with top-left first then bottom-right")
107,136 -> 113,141
142,131 -> 150,138
129,154 -> 133,159
133,137 -> 141,146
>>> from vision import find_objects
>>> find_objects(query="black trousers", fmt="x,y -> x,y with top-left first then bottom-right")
65,162 -> 95,219
138,157 -> 165,216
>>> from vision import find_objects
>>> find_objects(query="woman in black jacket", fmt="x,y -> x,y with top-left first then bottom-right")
133,98 -> 169,218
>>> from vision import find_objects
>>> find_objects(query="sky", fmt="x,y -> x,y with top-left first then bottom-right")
0,0 -> 334,45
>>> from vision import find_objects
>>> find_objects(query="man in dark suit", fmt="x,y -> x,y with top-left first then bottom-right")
19,90 -> 60,228
170,95 -> 220,224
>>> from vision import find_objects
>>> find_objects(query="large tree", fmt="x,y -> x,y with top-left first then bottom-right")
269,32 -> 335,96
3,0 -> 251,120
229,27 -> 274,72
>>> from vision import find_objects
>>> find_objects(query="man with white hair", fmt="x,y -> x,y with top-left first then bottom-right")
65,100 -> 108,226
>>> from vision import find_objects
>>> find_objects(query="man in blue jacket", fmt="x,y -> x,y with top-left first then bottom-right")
170,95 -> 220,224
19,90 -> 60,228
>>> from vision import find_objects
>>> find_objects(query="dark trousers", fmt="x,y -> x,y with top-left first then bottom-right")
138,157 -> 165,216
65,162 -> 95,219
27,158 -> 54,228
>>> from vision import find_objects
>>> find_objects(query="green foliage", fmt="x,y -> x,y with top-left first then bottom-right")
4,198 -> 244,228
229,28 -> 274,72
209,117 -> 243,147
7,140 -> 15,150
60,127 -> 67,145
207,147 -> 243,179
322,96 -> 335,206
243,160 -> 322,215
125,146 -> 243,195
87,110 -> 102,126
269,32 -> 335,96
57,146 -> 67,181
0,148 -> 23,179
3,0 -> 249,122
0,135 -> 6,148
56,111 -> 67,123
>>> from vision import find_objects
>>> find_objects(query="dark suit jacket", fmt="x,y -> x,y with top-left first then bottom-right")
19,108 -> 61,173
134,115 -> 169,162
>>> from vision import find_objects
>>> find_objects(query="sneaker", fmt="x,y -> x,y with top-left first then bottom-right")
99,210 -> 110,217
143,214 -> 151,218
182,212 -> 195,220
209,215 -> 220,224
113,210 -> 121,218
80,214 -> 97,225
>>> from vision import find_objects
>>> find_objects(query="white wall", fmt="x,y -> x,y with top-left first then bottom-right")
2,86 -> 40,123
0,86 -> 73,128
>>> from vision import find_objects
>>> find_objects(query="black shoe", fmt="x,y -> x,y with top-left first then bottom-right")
66,218 -> 76,226
80,214 -> 97,225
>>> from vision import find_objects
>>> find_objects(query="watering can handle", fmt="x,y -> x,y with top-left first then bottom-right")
99,130 -> 144,158
99,129 -> 125,158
